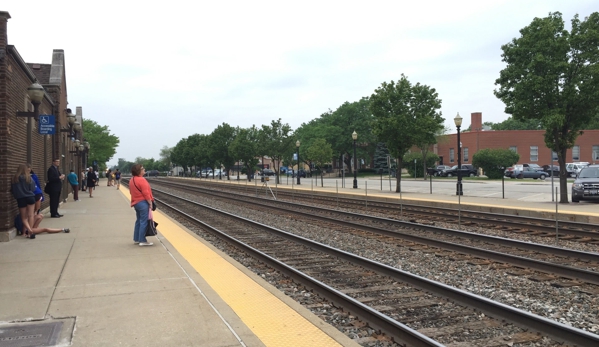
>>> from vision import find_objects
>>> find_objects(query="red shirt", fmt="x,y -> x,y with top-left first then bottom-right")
129,176 -> 154,207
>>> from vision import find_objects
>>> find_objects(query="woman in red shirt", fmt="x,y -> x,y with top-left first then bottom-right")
130,164 -> 155,246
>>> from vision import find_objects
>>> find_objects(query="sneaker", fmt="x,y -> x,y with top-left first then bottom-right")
139,242 -> 153,246
63,228 -> 70,233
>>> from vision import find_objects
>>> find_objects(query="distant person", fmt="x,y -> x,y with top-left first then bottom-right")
106,169 -> 112,186
129,164 -> 155,246
81,170 -> 87,192
46,158 -> 65,218
86,167 -> 98,198
11,164 -> 36,236
67,169 -> 79,201
95,171 -> 99,186
115,169 -> 121,190
28,164 -> 44,215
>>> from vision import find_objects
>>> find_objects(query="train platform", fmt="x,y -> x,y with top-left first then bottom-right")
0,185 -> 359,347
185,175 -> 599,224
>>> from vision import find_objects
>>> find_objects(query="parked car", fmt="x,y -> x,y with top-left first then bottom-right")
439,164 -> 477,177
571,165 -> 599,203
292,169 -> 307,178
566,162 -> 589,178
261,169 -> 276,176
427,165 -> 452,176
505,163 -> 543,178
541,165 -> 560,177
212,169 -> 227,177
144,170 -> 160,177
197,169 -> 212,178
510,166 -> 547,180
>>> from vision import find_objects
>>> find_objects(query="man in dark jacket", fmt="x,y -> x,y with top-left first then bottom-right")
47,158 -> 65,217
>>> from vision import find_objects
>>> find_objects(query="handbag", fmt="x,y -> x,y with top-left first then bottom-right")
146,220 -> 158,237
44,182 -> 51,194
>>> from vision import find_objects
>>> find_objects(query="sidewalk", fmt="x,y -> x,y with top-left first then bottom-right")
0,185 -> 357,347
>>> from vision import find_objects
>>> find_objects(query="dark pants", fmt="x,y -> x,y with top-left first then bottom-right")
71,184 -> 79,200
49,191 -> 61,216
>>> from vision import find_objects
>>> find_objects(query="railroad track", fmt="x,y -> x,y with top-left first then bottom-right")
156,178 -> 599,243
142,179 -> 599,283
147,187 -> 598,347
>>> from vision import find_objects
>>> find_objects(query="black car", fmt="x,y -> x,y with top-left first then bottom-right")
261,169 -> 276,176
440,164 -> 477,177
571,165 -> 599,203
542,165 -> 560,177
292,169 -> 307,178
144,170 -> 160,177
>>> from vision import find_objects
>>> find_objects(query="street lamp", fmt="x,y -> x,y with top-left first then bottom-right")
454,113 -> 463,196
296,140 -> 301,185
16,82 -> 45,164
352,130 -> 358,189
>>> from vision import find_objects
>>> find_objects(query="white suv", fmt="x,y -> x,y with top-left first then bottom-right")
566,162 -> 589,177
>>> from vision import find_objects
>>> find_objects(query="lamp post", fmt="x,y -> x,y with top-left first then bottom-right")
16,82 -> 45,164
352,131 -> 358,189
296,140 -> 301,185
454,113 -> 463,196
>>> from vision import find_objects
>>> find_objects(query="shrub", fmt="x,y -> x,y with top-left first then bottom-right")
472,148 -> 520,179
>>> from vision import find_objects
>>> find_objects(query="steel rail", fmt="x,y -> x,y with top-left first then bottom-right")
155,178 -> 599,239
155,196 -> 443,347
154,191 -> 599,347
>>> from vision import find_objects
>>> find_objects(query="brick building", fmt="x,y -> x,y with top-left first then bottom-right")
434,112 -> 599,168
1,11 -> 84,241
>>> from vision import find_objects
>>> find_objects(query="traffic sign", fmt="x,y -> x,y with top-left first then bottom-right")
38,115 -> 56,135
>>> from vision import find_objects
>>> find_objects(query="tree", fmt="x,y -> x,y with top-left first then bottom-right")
229,126 -> 260,181
472,148 -> 520,179
82,119 -> 119,172
259,119 -> 295,184
209,123 -> 236,179
494,11 -> 599,202
159,146 -> 172,170
370,75 -> 443,192
304,138 -> 333,187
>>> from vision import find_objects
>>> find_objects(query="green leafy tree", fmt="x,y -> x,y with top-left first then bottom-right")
304,138 -> 333,187
82,119 -> 119,171
373,143 -> 391,173
229,126 -> 260,181
159,146 -> 172,170
209,123 -> 236,179
403,152 -> 439,178
259,119 -> 295,183
370,75 -> 443,192
472,148 -> 520,179
494,11 -> 599,202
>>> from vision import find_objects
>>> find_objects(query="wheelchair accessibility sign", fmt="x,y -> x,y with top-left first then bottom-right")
38,115 -> 56,135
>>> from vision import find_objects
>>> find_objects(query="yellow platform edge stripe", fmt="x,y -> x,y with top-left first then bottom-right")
119,187 -> 342,347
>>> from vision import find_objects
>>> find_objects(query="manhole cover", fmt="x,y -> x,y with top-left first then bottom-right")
0,321 -> 62,347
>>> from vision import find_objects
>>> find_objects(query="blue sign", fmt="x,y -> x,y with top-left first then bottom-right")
38,115 -> 56,135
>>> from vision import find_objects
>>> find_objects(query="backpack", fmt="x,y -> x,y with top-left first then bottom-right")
14,214 -> 23,235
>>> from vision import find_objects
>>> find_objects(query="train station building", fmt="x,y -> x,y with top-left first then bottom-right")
0,11 -> 86,241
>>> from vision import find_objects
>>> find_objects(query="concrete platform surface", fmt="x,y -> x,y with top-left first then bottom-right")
0,184 -> 358,347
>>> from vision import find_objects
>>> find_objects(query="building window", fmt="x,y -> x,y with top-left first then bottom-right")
572,145 -> 580,161
509,146 -> 517,153
593,145 -> 599,161
463,147 -> 469,162
530,146 -> 538,162
450,148 -> 455,163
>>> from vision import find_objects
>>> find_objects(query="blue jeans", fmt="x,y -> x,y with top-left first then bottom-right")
133,201 -> 150,243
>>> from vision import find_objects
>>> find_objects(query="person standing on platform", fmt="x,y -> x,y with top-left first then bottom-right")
47,158 -> 65,218
106,169 -> 112,186
11,164 -> 36,237
129,164 -> 155,246
81,170 -> 87,192
86,167 -> 97,198
28,164 -> 44,215
67,169 -> 79,201
115,169 -> 121,190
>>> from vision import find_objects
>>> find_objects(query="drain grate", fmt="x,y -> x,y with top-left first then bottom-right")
0,321 -> 63,347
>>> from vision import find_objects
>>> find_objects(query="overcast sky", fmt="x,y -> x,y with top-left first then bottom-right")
5,0 -> 597,166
